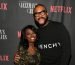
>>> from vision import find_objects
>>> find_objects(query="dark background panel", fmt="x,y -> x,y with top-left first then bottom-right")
0,0 -> 74,65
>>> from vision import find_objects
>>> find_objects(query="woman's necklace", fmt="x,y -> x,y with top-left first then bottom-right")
27,47 -> 36,55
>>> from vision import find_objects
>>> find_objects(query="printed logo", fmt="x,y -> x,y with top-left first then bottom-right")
0,55 -> 9,61
0,29 -> 7,40
19,1 -> 37,14
50,5 -> 72,14
0,2 -> 8,11
38,42 -> 61,49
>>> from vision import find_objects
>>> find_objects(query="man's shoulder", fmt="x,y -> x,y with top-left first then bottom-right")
49,20 -> 66,30
49,20 -> 62,25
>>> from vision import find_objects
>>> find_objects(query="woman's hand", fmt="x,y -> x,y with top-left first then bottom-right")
14,52 -> 20,63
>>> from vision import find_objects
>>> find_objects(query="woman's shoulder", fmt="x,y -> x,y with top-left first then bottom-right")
17,46 -> 27,54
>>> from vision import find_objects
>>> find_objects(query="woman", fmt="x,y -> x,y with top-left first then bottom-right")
14,25 -> 40,65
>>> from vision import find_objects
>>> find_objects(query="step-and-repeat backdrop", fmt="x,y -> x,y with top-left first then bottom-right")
0,0 -> 74,65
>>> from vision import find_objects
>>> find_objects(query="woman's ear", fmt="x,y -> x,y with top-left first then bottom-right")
47,12 -> 48,15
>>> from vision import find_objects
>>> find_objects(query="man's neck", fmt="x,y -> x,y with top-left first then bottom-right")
42,21 -> 49,27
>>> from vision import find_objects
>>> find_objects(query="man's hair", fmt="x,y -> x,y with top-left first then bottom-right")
33,4 -> 47,13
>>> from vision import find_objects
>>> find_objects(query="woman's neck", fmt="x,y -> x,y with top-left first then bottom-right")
29,43 -> 35,48
28,43 -> 36,55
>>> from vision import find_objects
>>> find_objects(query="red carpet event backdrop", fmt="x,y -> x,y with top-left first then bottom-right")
0,0 -> 74,65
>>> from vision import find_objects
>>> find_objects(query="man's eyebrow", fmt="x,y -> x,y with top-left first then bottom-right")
34,10 -> 46,13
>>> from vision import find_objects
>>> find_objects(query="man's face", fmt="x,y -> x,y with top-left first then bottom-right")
33,6 -> 48,27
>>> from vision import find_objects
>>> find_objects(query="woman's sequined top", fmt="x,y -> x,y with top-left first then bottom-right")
14,46 -> 40,65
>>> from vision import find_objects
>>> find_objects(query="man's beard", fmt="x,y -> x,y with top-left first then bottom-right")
34,16 -> 48,28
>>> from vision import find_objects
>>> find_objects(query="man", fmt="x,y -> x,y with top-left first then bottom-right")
33,4 -> 71,65
14,4 -> 71,65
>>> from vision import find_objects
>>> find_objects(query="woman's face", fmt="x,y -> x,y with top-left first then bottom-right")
25,29 -> 37,43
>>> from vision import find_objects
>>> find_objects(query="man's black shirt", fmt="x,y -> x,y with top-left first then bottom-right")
37,20 -> 71,65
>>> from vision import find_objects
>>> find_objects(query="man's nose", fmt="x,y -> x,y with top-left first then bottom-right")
39,14 -> 43,18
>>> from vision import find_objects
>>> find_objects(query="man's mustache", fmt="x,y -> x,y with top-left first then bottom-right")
38,17 -> 45,20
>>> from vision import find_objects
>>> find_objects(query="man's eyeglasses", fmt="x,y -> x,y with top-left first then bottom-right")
33,10 -> 47,17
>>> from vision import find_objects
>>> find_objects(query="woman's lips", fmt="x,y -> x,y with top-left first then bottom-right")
30,37 -> 35,40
